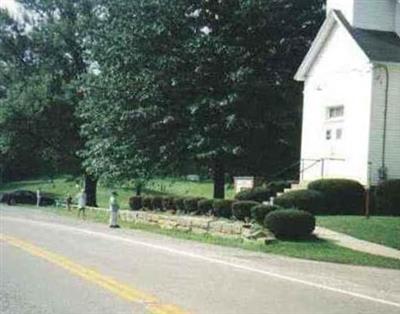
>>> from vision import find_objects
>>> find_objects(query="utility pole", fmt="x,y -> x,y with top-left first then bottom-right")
365,162 -> 372,219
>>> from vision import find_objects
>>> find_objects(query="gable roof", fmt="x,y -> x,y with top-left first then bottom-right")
351,28 -> 400,64
295,10 -> 400,81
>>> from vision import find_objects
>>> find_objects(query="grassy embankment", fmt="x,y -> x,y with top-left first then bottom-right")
5,204 -> 398,270
317,216 -> 400,250
0,176 -> 235,209
2,176 -> 399,269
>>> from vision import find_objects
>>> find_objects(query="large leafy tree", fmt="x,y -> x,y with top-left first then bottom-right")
80,0 -> 324,198
184,0 -> 324,197
0,1 -> 99,205
78,0 -> 196,192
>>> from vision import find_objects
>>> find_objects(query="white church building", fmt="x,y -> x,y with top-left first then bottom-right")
295,0 -> 400,186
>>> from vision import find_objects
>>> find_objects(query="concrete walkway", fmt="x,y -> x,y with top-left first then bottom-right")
315,226 -> 400,260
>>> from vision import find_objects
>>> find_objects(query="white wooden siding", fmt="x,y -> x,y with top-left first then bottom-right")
327,0 -> 397,32
353,0 -> 396,32
369,65 -> 400,185
300,24 -> 373,185
396,1 -> 400,35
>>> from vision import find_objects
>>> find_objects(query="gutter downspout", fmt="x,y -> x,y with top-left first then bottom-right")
375,64 -> 390,181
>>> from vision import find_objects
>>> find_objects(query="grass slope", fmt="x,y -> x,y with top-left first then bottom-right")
317,216 -> 400,250
0,176 -> 235,209
30,205 -> 400,270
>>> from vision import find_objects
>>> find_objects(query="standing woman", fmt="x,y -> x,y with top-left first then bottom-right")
77,189 -> 87,219
109,192 -> 120,228
36,188 -> 41,207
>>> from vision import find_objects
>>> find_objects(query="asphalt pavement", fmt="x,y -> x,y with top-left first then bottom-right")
1,205 -> 399,314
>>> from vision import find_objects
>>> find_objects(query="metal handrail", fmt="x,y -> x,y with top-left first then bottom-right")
300,157 -> 346,180
268,160 -> 301,180
300,159 -> 321,181
268,157 -> 347,182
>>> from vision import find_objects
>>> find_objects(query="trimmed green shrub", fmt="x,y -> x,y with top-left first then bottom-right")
129,196 -> 142,211
198,199 -> 214,215
264,209 -> 316,239
267,181 -> 292,194
308,179 -> 365,214
251,204 -> 280,225
152,196 -> 164,211
162,196 -> 175,210
232,201 -> 260,221
142,196 -> 153,210
213,199 -> 233,219
183,197 -> 204,213
174,197 -> 186,211
375,180 -> 400,216
274,189 -> 325,215
235,187 -> 272,203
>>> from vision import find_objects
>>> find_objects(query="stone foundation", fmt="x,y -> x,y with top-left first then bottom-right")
86,207 -> 273,241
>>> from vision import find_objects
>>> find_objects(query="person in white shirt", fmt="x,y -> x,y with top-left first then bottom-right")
109,192 -> 120,228
36,188 -> 41,207
77,189 -> 87,219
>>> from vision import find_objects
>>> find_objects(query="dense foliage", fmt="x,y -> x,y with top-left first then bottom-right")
184,197 -> 204,213
374,180 -> 400,216
163,196 -> 176,211
232,200 -> 259,221
1,1 -> 324,201
308,179 -> 365,215
143,196 -> 153,210
264,209 -> 315,239
266,181 -> 292,194
129,196 -> 142,211
274,189 -> 325,215
0,1 -> 99,204
197,199 -> 214,215
151,196 -> 164,211
174,197 -> 187,212
251,204 -> 280,225
213,199 -> 233,219
235,187 -> 273,202
77,0 -> 324,198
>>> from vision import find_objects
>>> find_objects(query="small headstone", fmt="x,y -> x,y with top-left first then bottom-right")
186,174 -> 200,181
234,177 -> 254,193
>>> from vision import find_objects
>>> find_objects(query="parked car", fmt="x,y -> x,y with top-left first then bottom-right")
0,190 -> 55,206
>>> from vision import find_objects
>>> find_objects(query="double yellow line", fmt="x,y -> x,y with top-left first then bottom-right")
0,234 -> 189,314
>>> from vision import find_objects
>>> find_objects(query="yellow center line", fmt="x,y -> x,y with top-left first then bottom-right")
0,234 -> 191,314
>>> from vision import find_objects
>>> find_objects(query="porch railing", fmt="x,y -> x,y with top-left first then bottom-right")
300,157 -> 346,181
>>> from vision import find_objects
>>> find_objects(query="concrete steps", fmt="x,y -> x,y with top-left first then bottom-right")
275,181 -> 310,198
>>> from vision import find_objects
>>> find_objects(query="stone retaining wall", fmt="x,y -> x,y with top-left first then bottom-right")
86,207 -> 272,241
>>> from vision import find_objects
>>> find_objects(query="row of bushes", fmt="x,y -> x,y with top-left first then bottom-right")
130,195 -> 283,222
234,181 -> 292,203
273,179 -> 400,216
375,179 -> 400,216
129,194 -> 313,239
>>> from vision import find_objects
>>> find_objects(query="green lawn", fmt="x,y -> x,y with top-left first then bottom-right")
317,216 -> 400,250
28,205 -> 400,270
2,177 -> 400,269
0,176 -> 235,209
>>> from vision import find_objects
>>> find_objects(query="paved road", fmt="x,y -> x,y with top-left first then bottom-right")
1,205 -> 400,314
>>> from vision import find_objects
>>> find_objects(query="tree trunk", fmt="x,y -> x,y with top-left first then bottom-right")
213,158 -> 225,199
135,182 -> 142,196
84,174 -> 98,207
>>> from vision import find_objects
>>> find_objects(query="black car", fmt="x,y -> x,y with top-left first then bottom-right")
0,190 -> 55,206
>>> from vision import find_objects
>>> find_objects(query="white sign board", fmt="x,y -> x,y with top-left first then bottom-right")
234,177 -> 254,193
